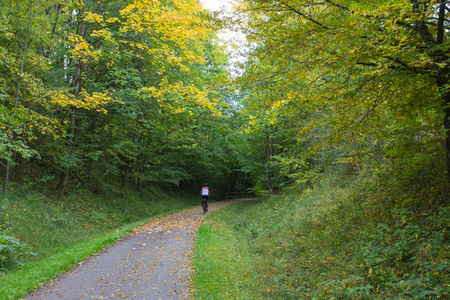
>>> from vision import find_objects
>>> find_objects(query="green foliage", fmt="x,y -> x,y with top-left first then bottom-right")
0,232 -> 27,271
0,185 -> 196,260
194,160 -> 450,299
0,184 -> 197,299
0,0 -> 235,196
0,207 -> 32,272
231,0 -> 450,196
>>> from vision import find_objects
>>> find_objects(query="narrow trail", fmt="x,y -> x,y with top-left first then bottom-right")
26,200 -> 242,300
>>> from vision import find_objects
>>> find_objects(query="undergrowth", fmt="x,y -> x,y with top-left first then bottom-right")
0,185 -> 197,299
194,162 -> 449,299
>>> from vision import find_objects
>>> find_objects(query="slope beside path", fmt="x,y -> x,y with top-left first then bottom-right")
26,200 -> 241,300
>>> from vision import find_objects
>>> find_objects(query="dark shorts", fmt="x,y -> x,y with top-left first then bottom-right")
202,195 -> 209,201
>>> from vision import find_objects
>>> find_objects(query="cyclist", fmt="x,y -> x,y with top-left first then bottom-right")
201,183 -> 210,212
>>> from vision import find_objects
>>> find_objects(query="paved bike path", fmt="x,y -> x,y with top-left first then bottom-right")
26,201 -> 239,300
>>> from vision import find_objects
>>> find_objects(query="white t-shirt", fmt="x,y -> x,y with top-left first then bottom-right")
201,187 -> 210,196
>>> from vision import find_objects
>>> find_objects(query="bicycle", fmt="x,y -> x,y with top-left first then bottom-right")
201,197 -> 208,213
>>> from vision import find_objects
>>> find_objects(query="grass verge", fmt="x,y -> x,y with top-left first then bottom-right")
193,200 -> 260,299
0,185 -> 197,300
193,167 -> 449,299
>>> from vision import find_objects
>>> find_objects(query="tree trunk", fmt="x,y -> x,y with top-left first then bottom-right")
120,166 -> 129,189
264,131 -> 274,194
443,100 -> 450,184
3,9 -> 32,194
4,155 -> 12,194
436,68 -> 450,186
57,0 -> 87,195
57,107 -> 77,194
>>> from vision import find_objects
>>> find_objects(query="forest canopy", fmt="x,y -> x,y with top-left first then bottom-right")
228,0 -> 450,192
0,0 -> 237,195
2,0 -> 450,198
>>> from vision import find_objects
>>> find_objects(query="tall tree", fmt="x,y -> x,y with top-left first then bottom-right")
0,0 -> 234,195
235,0 -> 449,183
43,0 -> 223,194
0,0 -> 55,193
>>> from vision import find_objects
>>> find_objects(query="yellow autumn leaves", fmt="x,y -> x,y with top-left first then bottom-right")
60,0 -> 220,118
140,80 -> 221,117
68,35 -> 101,64
53,90 -> 114,114
236,0 -> 444,156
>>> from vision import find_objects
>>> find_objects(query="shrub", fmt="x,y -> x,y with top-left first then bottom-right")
0,231 -> 28,271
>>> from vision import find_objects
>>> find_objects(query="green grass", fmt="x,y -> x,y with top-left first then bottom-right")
193,201 -> 260,299
0,185 -> 198,300
193,166 -> 450,299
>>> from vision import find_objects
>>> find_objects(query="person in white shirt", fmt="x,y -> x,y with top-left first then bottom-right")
201,183 -> 210,212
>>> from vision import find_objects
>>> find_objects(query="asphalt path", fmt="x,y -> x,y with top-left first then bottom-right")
26,200 -> 240,300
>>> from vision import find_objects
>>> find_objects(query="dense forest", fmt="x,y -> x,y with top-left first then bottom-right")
0,0 -> 239,196
1,0 -> 449,299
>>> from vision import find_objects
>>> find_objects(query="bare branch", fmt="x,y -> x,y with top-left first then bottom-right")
383,56 -> 428,74
278,1 -> 330,29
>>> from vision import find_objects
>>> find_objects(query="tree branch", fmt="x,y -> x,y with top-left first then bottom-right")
277,1 -> 330,29
323,0 -> 350,11
356,61 -> 378,67
385,56 -> 423,74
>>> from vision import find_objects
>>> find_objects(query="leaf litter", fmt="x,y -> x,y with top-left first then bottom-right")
26,200 -> 241,300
